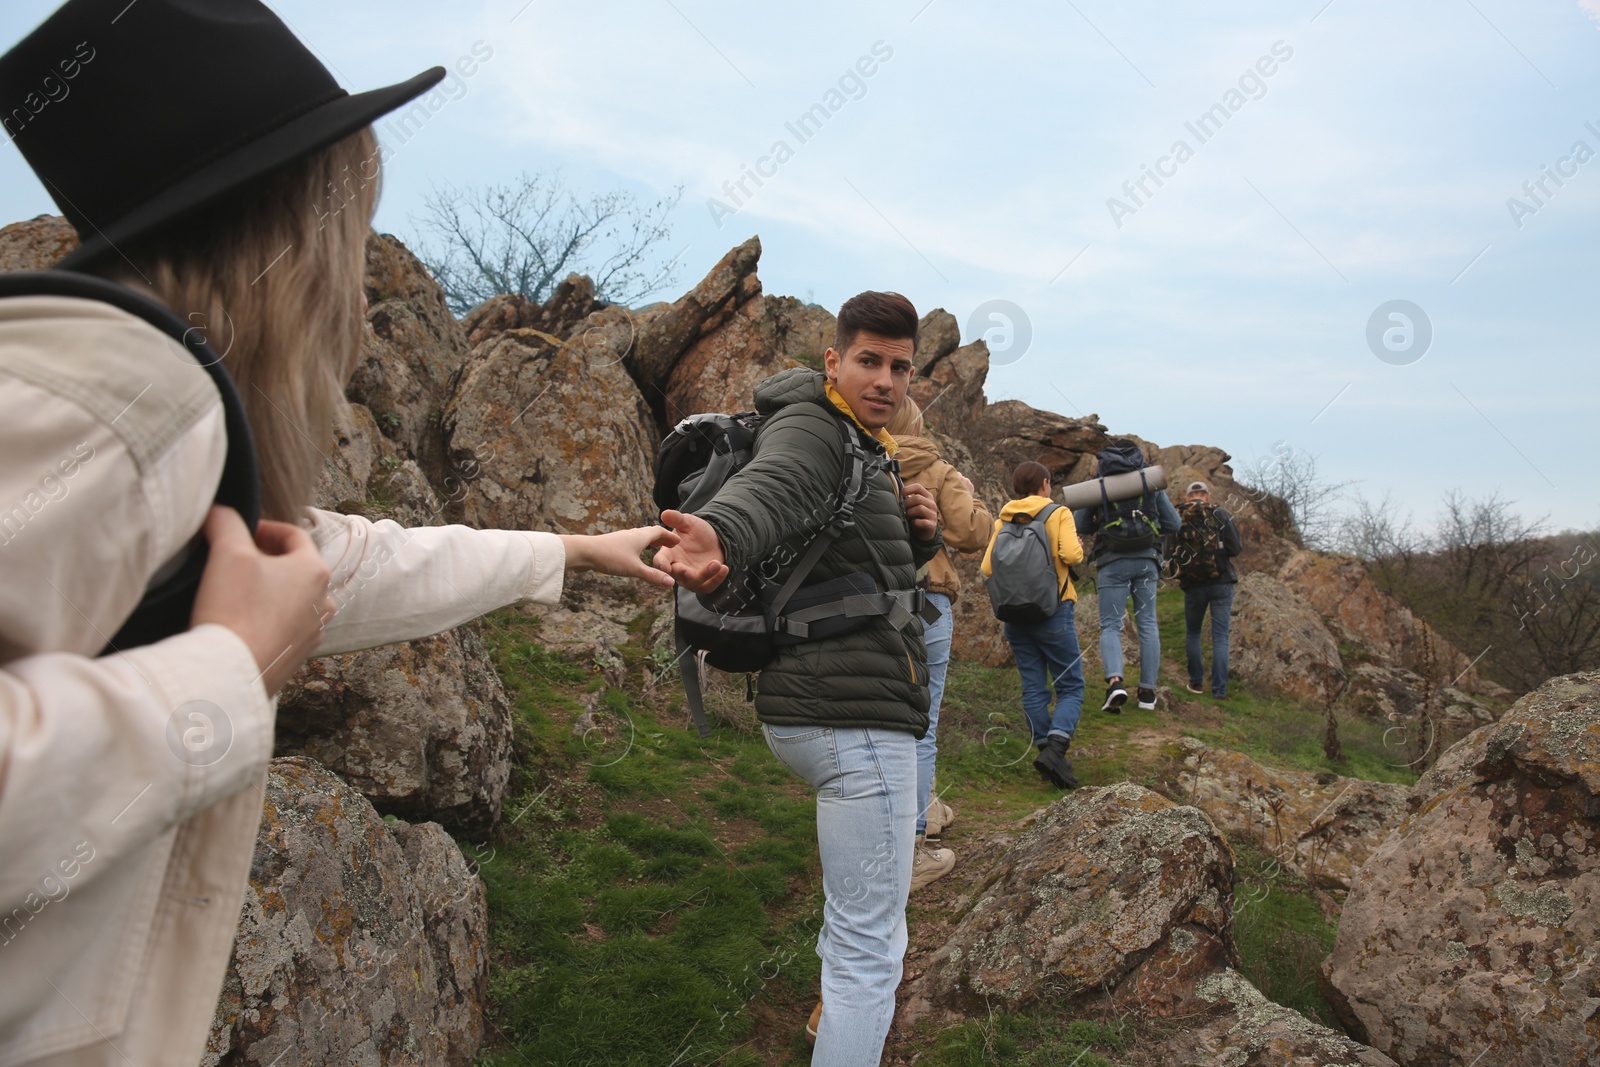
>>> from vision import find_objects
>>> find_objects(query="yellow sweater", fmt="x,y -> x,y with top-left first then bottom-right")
981,496 -> 1085,602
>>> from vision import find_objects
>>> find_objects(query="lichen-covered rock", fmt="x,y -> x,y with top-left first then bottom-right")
515,571 -> 668,673
1278,549 -> 1502,700
204,758 -> 486,1066
909,338 -> 990,430
915,308 -> 961,367
442,309 -> 658,534
1323,670 -> 1600,1066
661,292 -> 834,423
275,627 -> 513,835
1345,662 -> 1500,732
353,234 -> 472,481
312,401 -> 382,510
1163,737 -> 1408,891
1230,573 -> 1346,704
461,272 -> 600,348
1146,968 -> 1398,1066
900,783 -> 1236,1025
0,214 -> 77,270
948,553 -> 1012,669
626,236 -> 762,403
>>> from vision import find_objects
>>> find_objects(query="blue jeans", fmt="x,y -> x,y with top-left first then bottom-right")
762,724 -> 916,1066
1096,557 -> 1161,689
1184,582 -> 1234,697
915,592 -> 952,835
1003,599 -> 1086,745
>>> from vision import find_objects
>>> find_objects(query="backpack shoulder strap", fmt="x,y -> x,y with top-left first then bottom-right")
0,270 -> 260,652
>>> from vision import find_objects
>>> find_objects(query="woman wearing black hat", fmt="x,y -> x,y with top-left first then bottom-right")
0,3 -> 674,1064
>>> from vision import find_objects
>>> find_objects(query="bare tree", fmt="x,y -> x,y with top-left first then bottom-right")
413,172 -> 684,315
1237,444 -> 1346,549
1333,492 -> 1420,563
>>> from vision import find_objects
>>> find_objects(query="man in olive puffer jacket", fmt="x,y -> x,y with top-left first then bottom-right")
655,291 -> 942,1063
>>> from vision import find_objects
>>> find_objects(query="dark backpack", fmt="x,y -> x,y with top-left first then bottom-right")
1171,500 -> 1225,585
653,409 -> 934,737
0,270 -> 258,654
984,503 -> 1065,624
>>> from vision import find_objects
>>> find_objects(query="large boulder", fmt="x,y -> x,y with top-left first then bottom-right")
0,215 -> 77,270
275,627 -> 513,835
354,234 -> 474,480
626,236 -> 762,407
1345,662 -> 1501,735
662,292 -> 833,423
900,783 -> 1236,1024
1162,737 -> 1409,892
1279,549 -> 1496,696
1230,573 -> 1346,704
1146,969 -> 1398,1066
1323,670 -> 1600,1065
967,401 -> 1111,502
441,308 -> 658,534
204,758 -> 487,1067
460,273 -> 601,349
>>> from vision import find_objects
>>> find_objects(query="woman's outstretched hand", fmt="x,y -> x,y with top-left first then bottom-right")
651,511 -> 729,594
191,505 -> 333,696
558,526 -> 679,588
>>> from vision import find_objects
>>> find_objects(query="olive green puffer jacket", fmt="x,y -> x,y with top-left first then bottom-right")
695,367 -> 942,737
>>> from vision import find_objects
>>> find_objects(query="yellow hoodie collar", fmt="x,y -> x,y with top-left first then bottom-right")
824,380 -> 897,455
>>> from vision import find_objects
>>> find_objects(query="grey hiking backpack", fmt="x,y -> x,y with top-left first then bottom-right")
984,503 -> 1066,625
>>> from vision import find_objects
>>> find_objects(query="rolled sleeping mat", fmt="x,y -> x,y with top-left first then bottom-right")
1056,465 -> 1168,509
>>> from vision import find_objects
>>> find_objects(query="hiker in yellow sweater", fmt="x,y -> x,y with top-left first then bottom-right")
981,461 -> 1087,788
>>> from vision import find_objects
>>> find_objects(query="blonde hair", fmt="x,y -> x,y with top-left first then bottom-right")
96,128 -> 381,521
886,394 -> 925,439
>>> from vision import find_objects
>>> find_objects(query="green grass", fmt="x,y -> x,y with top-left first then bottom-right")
470,581 -> 1379,1064
908,1015 -> 1130,1067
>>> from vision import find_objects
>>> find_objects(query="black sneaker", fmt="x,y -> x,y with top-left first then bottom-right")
1137,687 -> 1157,710
1101,677 -> 1127,714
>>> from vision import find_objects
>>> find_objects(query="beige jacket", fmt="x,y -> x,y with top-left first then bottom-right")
0,296 -> 566,1067
893,436 -> 992,601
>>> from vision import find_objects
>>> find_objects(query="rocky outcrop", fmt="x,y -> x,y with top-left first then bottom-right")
1147,969 -> 1398,1066
461,272 -> 601,348
1345,662 -> 1500,732
442,309 -> 658,533
1323,670 -> 1600,1065
204,758 -> 486,1067
1279,549 -> 1499,697
275,627 -> 513,835
901,783 -> 1236,1023
661,291 -> 833,425
0,215 -> 77,270
910,339 -> 990,430
1230,573 -> 1346,704
1162,737 -> 1408,892
354,235 -> 474,479
626,236 -> 762,408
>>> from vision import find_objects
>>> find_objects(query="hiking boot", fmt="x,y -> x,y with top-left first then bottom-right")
806,999 -> 822,1046
935,797 -> 956,832
1185,682 -> 1204,694
911,838 -> 956,892
1137,687 -> 1157,710
1101,676 -> 1128,714
1032,735 -> 1080,790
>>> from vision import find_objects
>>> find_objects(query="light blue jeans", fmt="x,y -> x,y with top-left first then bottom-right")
1096,556 -> 1161,689
1003,599 -> 1086,744
915,591 -> 952,835
762,723 -> 917,1066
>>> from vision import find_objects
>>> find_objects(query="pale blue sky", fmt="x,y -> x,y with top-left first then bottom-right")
4,0 -> 1597,532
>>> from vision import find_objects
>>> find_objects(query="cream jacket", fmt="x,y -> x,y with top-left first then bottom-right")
0,295 -> 566,1066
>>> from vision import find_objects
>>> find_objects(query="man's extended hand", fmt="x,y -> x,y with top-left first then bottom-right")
903,482 -> 939,541
653,510 -> 731,593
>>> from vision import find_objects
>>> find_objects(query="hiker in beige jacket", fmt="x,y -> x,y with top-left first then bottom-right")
0,5 -> 673,1065
884,397 -> 992,888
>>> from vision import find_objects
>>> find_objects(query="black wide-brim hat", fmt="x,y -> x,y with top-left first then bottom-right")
0,0 -> 446,270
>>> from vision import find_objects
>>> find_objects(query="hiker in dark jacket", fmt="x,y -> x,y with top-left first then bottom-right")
1170,480 -> 1242,698
1072,440 -> 1180,714
653,291 -> 942,1063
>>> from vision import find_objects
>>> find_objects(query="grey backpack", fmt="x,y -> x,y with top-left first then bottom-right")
985,503 -> 1066,624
